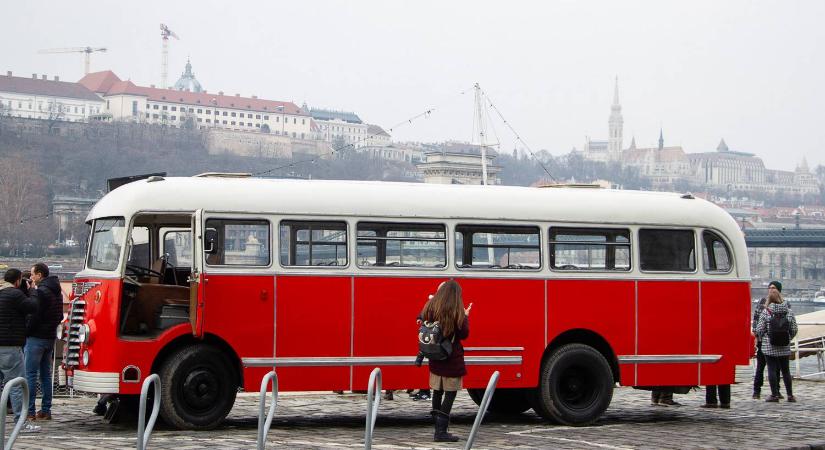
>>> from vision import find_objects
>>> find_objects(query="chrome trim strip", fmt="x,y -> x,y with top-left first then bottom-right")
73,370 -> 119,393
242,355 -> 522,367
618,355 -> 721,364
464,347 -> 524,352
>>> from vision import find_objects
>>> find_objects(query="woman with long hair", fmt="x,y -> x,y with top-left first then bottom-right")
419,280 -> 472,442
755,281 -> 798,402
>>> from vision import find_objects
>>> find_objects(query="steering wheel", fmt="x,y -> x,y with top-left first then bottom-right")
126,264 -> 163,280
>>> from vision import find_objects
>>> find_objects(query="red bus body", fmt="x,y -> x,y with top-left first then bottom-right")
66,177 -> 751,428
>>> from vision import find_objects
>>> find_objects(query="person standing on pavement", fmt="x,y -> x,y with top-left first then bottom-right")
24,263 -> 63,421
752,281 -> 782,399
702,385 -> 731,409
0,269 -> 41,432
419,280 -> 471,443
755,283 -> 798,403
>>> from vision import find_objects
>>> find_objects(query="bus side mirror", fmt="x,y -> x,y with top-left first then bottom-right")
204,228 -> 218,254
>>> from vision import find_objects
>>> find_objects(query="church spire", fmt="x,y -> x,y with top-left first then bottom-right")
658,128 -> 664,150
608,76 -> 623,159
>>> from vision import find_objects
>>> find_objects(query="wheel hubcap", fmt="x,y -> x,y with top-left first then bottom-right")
558,366 -> 596,409
182,369 -> 221,411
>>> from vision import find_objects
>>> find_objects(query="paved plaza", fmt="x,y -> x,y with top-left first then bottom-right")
7,368 -> 825,449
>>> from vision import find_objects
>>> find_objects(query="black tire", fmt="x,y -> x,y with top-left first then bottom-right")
531,343 -> 614,426
467,388 -> 533,414
159,344 -> 238,430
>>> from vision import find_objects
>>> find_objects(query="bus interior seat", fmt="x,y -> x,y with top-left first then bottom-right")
122,284 -> 190,334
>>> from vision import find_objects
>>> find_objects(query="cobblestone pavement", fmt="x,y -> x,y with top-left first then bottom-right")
7,368 -> 825,449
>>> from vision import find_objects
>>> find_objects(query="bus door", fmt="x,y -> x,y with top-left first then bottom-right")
189,209 -> 205,337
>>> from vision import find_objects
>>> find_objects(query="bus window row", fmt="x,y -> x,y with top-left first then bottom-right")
192,218 -> 733,274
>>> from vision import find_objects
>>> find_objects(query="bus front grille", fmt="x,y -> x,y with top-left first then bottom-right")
64,299 -> 86,367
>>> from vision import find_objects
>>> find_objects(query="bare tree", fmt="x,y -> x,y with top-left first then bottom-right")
0,156 -> 52,255
45,99 -> 66,135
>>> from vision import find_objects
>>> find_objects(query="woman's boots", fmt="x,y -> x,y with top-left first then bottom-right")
432,410 -> 459,442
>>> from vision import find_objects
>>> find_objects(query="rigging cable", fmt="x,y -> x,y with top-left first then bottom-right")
477,87 -> 557,182
253,86 -> 473,177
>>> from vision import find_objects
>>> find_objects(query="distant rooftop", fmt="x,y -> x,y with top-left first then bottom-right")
309,108 -> 362,124
0,72 -> 102,102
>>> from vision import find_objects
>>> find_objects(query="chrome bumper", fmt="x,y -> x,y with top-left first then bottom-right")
73,370 -> 119,393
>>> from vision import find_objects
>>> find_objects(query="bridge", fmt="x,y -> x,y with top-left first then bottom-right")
744,228 -> 825,248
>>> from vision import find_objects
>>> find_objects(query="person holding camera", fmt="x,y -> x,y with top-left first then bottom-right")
418,280 -> 472,443
0,269 -> 40,432
24,263 -> 63,421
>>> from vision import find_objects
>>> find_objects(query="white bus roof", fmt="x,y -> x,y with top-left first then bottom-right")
88,177 -> 739,231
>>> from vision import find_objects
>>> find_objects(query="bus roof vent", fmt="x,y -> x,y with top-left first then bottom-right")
193,172 -> 253,178
146,176 -> 165,183
681,192 -> 695,199
535,183 -> 602,189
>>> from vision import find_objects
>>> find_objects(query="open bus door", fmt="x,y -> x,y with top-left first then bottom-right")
189,209 -> 205,337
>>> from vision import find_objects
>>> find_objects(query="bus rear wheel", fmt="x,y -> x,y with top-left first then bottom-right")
159,344 -> 238,430
531,343 -> 613,426
467,388 -> 532,414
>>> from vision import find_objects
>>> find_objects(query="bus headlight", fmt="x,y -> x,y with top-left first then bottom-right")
78,324 -> 90,344
82,350 -> 90,366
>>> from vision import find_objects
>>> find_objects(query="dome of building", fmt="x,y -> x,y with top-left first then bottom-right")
173,59 -> 203,93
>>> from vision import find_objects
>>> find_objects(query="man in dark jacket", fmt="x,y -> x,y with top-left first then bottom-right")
0,269 -> 40,431
24,262 -> 63,421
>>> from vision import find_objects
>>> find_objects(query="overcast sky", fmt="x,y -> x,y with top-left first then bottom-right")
3,0 -> 824,170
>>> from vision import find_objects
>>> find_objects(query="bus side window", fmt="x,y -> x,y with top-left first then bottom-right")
455,225 -> 541,269
356,222 -> 446,268
280,221 -> 347,267
549,227 -> 631,271
702,230 -> 732,273
204,219 -> 270,266
639,229 -> 695,272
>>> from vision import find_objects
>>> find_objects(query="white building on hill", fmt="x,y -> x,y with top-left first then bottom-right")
0,71 -> 104,122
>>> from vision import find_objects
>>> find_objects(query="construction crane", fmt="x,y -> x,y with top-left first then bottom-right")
38,46 -> 107,75
160,23 -> 179,89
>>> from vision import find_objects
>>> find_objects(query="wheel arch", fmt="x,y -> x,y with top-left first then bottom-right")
543,328 -> 620,383
151,333 -> 244,388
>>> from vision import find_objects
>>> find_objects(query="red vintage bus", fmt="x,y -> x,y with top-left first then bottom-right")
66,175 -> 751,429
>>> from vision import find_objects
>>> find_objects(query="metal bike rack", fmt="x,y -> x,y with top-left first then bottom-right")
136,374 -> 161,450
257,371 -> 279,450
0,377 -> 29,450
464,370 -> 500,450
364,367 -> 382,450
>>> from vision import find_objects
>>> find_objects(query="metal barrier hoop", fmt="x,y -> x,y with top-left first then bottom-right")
465,370 -> 500,450
257,371 -> 278,450
137,374 -> 161,450
364,367 -> 382,450
0,377 -> 30,450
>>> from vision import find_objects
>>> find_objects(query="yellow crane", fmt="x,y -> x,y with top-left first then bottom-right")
38,46 -> 107,75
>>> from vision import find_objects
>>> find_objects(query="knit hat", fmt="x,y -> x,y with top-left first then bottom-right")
769,281 -> 782,292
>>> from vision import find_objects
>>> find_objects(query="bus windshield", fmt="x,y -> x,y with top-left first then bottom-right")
87,217 -> 127,271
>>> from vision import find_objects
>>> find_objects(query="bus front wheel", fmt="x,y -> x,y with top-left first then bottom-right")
159,344 -> 238,430
531,343 -> 613,426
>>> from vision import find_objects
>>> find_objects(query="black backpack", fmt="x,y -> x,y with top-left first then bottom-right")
768,310 -> 791,347
418,320 -> 453,361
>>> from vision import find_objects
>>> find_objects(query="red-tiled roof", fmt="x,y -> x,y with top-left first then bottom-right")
89,73 -> 305,115
106,80 -> 146,96
78,71 -> 122,94
0,74 -> 102,102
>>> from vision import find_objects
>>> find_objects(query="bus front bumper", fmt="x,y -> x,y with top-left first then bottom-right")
74,370 -> 119,393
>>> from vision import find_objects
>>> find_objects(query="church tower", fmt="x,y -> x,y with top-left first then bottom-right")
608,76 -> 623,160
